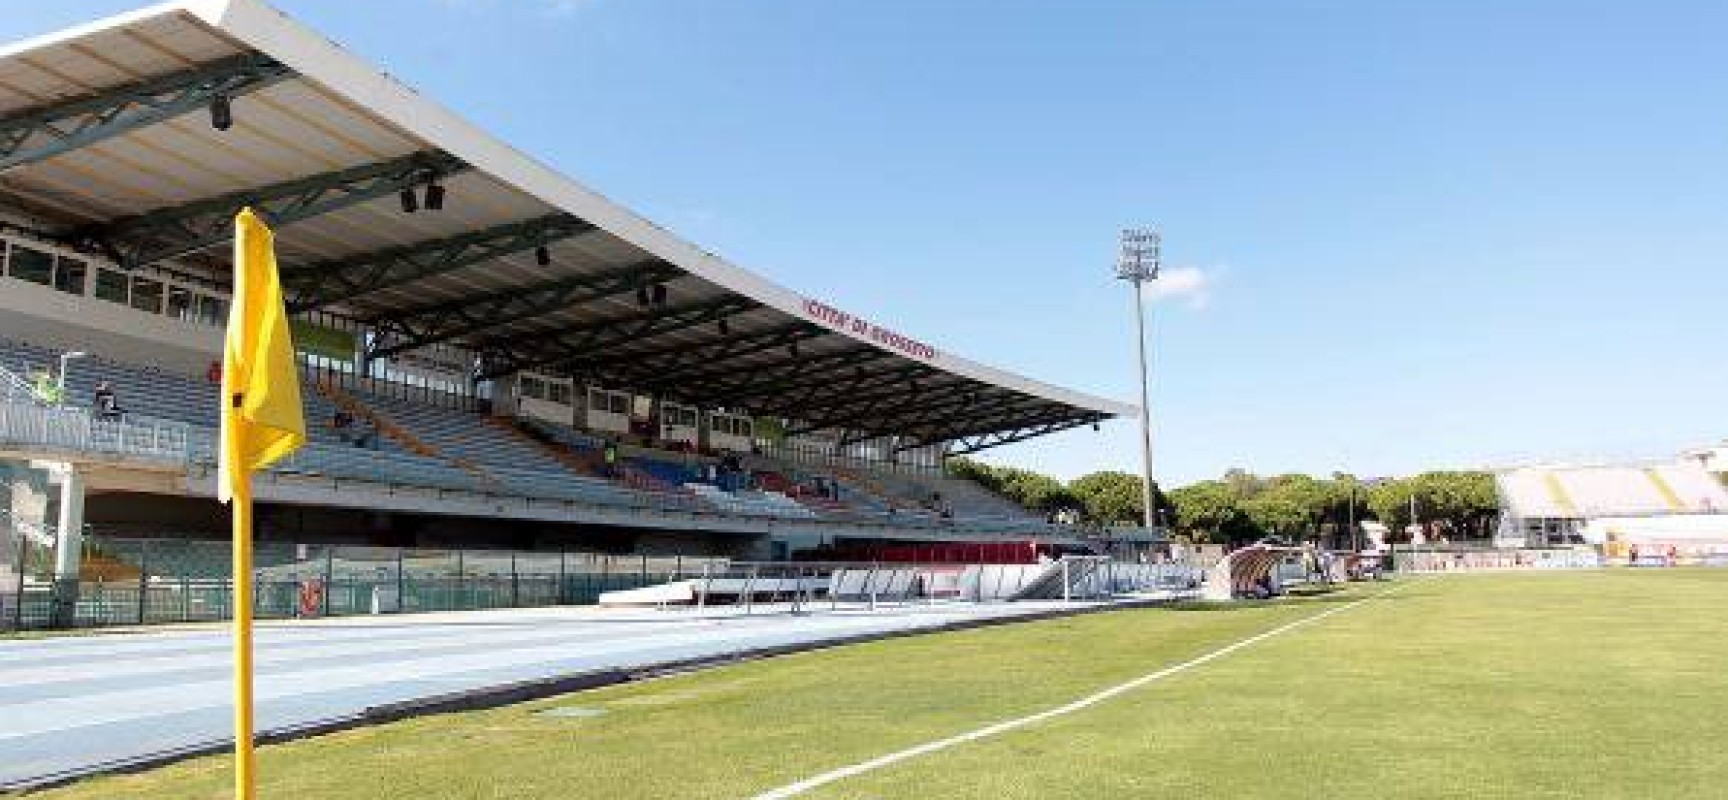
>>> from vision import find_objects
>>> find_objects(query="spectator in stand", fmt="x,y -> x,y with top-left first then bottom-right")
93,381 -> 125,420
206,360 -> 222,385
356,418 -> 378,449
603,440 -> 619,478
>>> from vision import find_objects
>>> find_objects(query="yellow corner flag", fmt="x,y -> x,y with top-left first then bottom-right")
219,207 -> 305,502
221,207 -> 305,800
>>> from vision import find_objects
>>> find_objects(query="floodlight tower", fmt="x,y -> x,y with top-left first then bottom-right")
1116,227 -> 1160,532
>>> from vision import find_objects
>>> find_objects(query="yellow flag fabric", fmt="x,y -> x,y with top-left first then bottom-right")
218,208 -> 305,503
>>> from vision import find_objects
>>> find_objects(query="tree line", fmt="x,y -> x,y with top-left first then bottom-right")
947,458 -> 1498,546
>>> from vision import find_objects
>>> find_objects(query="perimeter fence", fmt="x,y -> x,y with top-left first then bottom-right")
1,533 -> 722,631
1,530 -> 1205,631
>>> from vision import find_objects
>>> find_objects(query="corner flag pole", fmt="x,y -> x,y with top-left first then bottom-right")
232,469 -> 258,800
222,207 -> 306,799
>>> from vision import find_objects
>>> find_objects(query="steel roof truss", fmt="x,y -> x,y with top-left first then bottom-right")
675,348 -> 896,406
0,52 -> 291,172
370,258 -> 681,358
946,414 -> 1100,455
487,294 -> 759,378
797,386 -> 1026,437
575,322 -> 830,385
77,150 -> 468,270
287,213 -> 595,311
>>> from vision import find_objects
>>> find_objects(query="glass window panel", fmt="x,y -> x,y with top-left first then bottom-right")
7,245 -> 53,285
52,257 -> 86,295
130,276 -> 164,313
94,268 -> 129,304
196,295 -> 227,325
166,286 -> 195,321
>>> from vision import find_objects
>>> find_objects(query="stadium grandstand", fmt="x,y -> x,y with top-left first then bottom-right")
1494,459 -> 1728,557
1680,440 -> 1728,476
0,0 -> 1149,627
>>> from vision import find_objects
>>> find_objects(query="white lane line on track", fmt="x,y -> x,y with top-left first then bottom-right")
752,580 -> 1415,800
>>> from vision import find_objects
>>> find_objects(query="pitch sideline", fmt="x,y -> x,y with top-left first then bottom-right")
751,579 -> 1417,799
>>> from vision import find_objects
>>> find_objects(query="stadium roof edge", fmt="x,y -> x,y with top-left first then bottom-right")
194,0 -> 1135,419
0,0 -> 1138,441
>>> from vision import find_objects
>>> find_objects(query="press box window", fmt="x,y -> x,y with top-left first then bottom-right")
196,295 -> 227,326
53,258 -> 87,295
7,244 -> 53,286
94,268 -> 130,305
166,286 -> 195,321
547,382 -> 572,405
130,276 -> 164,314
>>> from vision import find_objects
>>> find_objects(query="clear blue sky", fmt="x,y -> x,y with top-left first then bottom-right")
7,1 -> 1727,486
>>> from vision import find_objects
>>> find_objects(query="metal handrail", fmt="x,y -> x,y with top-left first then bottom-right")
0,363 -> 47,405
0,399 -> 191,462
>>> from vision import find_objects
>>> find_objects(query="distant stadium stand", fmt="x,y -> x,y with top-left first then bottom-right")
1495,462 -> 1728,555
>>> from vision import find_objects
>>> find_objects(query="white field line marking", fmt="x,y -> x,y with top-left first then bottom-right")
752,580 -> 1415,800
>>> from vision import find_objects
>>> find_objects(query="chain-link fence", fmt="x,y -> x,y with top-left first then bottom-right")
1,534 -> 723,631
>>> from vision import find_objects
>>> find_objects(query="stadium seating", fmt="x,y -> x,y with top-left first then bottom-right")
684,483 -> 815,518
1650,464 -> 1727,512
0,337 -> 1064,531
1499,463 -> 1728,520
0,337 -> 217,428
349,390 -> 569,474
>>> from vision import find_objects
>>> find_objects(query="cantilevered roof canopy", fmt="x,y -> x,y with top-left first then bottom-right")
0,0 -> 1135,454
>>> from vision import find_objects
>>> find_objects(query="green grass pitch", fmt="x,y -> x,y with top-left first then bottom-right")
44,569 -> 1728,799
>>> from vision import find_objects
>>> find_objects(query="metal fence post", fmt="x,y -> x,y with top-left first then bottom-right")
558,549 -> 568,605
697,561 -> 711,612
136,540 -> 148,625
323,546 -> 334,617
12,532 -> 27,631
867,561 -> 879,611
396,548 -> 406,614
511,552 -> 520,608
743,564 -> 757,615
456,549 -> 466,611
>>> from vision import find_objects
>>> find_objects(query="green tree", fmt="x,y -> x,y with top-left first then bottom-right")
1362,471 -> 1498,542
1365,477 -> 1414,536
1241,490 -> 1307,539
1167,480 -> 1244,543
997,468 -> 1073,512
1069,471 -> 1152,525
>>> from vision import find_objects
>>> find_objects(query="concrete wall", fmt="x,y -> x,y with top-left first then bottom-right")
0,275 -> 220,377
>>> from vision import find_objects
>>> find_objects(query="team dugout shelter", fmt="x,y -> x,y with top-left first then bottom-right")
0,0 -> 1135,550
